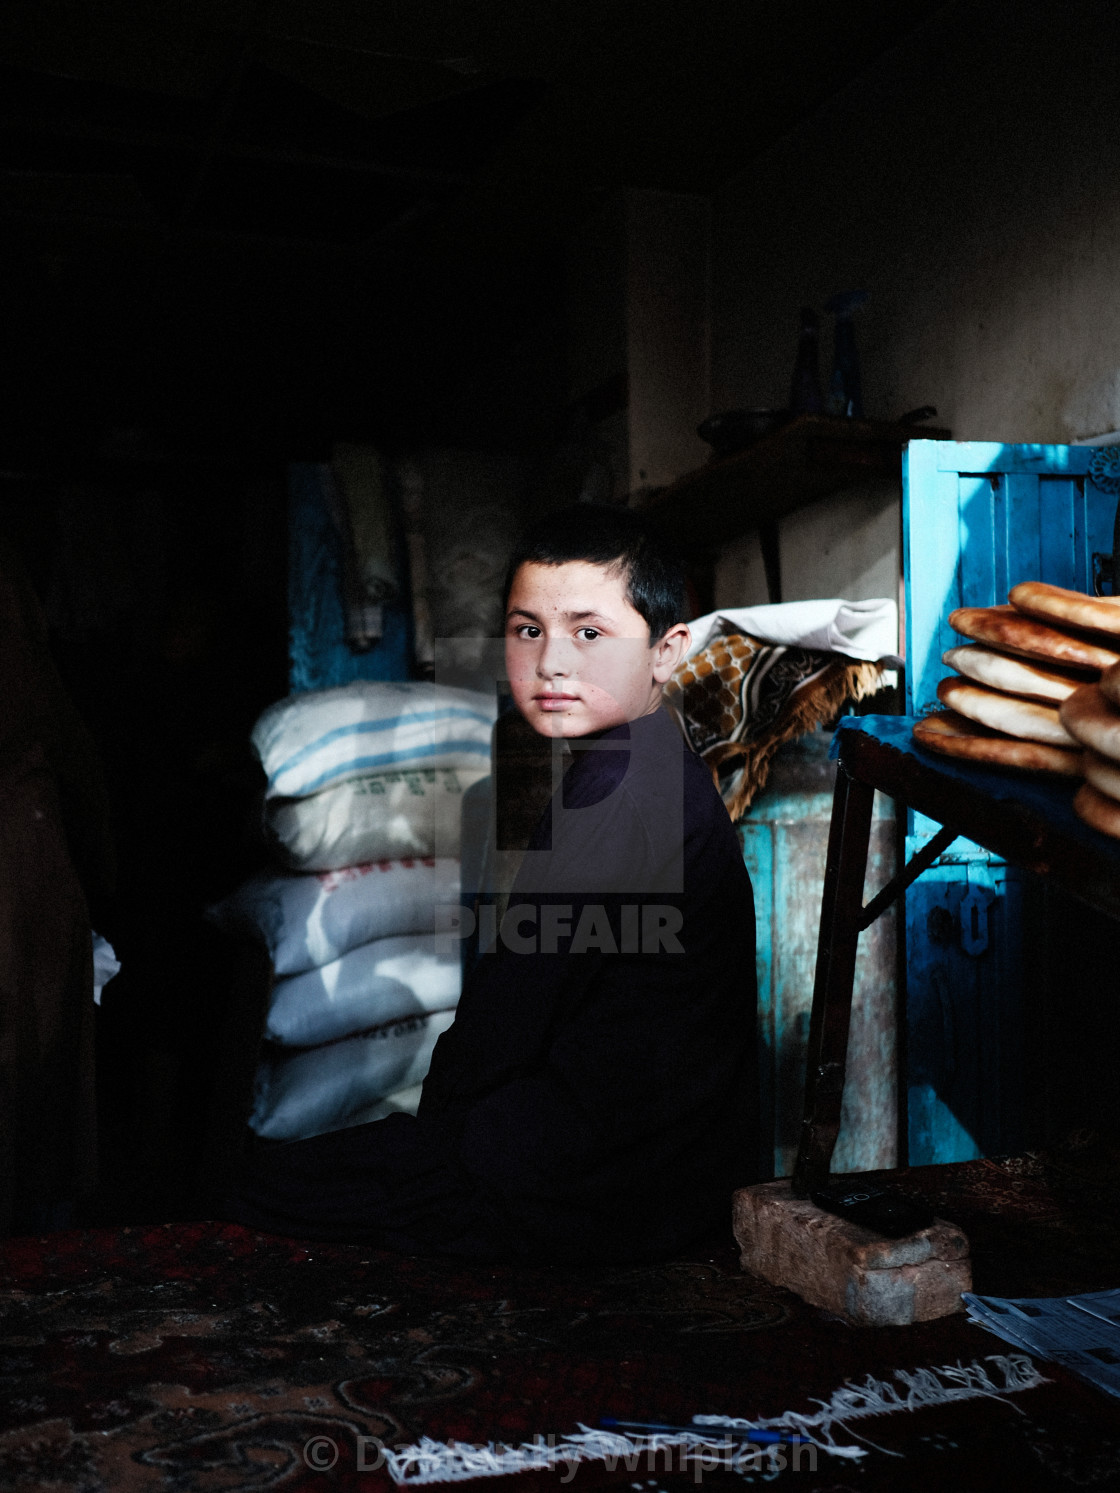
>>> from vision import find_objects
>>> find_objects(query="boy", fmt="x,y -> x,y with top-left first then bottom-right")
223,505 -> 757,1262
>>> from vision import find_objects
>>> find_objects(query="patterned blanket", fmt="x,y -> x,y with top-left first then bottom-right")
665,633 -> 885,819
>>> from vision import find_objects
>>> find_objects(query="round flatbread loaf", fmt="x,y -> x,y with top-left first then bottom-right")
1009,581 -> 1120,639
937,676 -> 1077,746
912,710 -> 1082,775
942,644 -> 1090,703
1100,659 -> 1120,709
1059,682 -> 1120,760
1082,747 -> 1120,802
948,604 -> 1120,671
1073,781 -> 1120,839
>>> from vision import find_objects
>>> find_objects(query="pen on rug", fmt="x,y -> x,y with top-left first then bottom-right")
598,1418 -> 810,1445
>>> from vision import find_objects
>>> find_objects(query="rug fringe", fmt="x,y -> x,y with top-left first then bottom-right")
382,1428 -> 810,1485
380,1354 -> 1047,1484
695,1353 -> 1048,1451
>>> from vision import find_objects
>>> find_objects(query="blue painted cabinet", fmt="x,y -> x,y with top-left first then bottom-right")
902,440 -> 1116,1162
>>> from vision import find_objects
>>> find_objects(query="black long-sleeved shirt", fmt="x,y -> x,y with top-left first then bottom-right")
417,705 -> 758,1259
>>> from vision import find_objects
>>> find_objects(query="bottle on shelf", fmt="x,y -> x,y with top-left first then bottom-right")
788,306 -> 824,415
825,289 -> 869,419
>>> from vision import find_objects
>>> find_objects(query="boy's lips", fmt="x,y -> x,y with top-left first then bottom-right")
534,691 -> 581,710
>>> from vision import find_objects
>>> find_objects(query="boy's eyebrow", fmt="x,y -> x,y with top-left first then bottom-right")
505,607 -> 615,625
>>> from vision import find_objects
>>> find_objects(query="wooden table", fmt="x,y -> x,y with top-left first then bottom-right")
792,715 -> 1120,1196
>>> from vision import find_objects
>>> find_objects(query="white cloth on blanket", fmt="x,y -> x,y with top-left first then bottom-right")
253,681 -> 496,800
250,1010 -> 456,1140
685,598 -> 901,667
208,857 -> 459,976
265,932 -> 462,1048
265,765 -> 488,872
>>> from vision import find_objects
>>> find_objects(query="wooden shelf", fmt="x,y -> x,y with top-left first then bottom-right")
643,414 -> 950,551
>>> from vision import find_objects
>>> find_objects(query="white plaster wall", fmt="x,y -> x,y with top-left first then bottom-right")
714,479 -> 900,613
565,194 -> 627,404
709,0 -> 1120,612
711,0 -> 1120,446
625,190 -> 711,490
714,530 -> 770,610
778,477 -> 899,605
565,189 -> 711,499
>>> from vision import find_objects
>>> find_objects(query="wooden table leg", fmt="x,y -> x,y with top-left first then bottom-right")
791,763 -> 875,1197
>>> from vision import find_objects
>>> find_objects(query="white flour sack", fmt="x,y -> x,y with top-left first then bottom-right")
265,932 -> 462,1047
250,1010 -> 456,1140
266,765 -> 487,871
253,681 -> 497,799
208,857 -> 459,976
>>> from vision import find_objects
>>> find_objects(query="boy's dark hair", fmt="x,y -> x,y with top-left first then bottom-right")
505,503 -> 687,641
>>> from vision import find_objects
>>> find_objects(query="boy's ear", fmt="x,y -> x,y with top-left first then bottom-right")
651,622 -> 691,684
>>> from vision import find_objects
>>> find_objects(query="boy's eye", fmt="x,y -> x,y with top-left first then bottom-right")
577,628 -> 600,641
515,624 -> 541,639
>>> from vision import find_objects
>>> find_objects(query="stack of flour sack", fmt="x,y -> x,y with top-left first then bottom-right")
210,681 -> 496,1140
914,580 -> 1120,837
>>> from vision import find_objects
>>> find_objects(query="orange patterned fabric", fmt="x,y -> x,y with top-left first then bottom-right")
665,633 -> 884,820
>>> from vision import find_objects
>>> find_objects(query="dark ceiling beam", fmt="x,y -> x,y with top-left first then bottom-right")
172,25 -> 250,229
4,116 -> 469,188
0,201 -> 391,253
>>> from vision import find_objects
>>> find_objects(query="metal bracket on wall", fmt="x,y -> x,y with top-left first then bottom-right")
759,518 -> 782,604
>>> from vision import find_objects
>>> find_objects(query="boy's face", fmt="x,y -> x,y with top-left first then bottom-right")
505,560 -> 690,737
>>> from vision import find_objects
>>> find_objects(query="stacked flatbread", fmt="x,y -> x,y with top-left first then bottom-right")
914,582 -> 1120,777
1061,659 -> 1120,838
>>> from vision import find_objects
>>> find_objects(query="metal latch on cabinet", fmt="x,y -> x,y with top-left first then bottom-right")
959,863 -> 995,957
1089,446 -> 1120,596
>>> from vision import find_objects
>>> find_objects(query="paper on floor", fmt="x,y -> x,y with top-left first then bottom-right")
964,1287 -> 1120,1398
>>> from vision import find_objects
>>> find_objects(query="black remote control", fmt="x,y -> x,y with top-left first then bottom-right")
810,1185 -> 935,1239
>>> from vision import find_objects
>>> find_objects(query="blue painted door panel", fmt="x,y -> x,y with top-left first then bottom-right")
901,441 -> 1114,1163
738,820 -> 775,1179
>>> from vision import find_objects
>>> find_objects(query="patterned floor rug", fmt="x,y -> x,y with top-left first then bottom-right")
3,1144 -> 1120,1492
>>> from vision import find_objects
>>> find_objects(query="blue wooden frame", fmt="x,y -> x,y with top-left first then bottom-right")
903,441 -> 1110,716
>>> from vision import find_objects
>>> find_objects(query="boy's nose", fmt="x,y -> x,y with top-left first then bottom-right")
537,634 -> 574,677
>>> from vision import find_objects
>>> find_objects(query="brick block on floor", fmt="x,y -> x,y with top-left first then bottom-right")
733,1179 -> 972,1326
